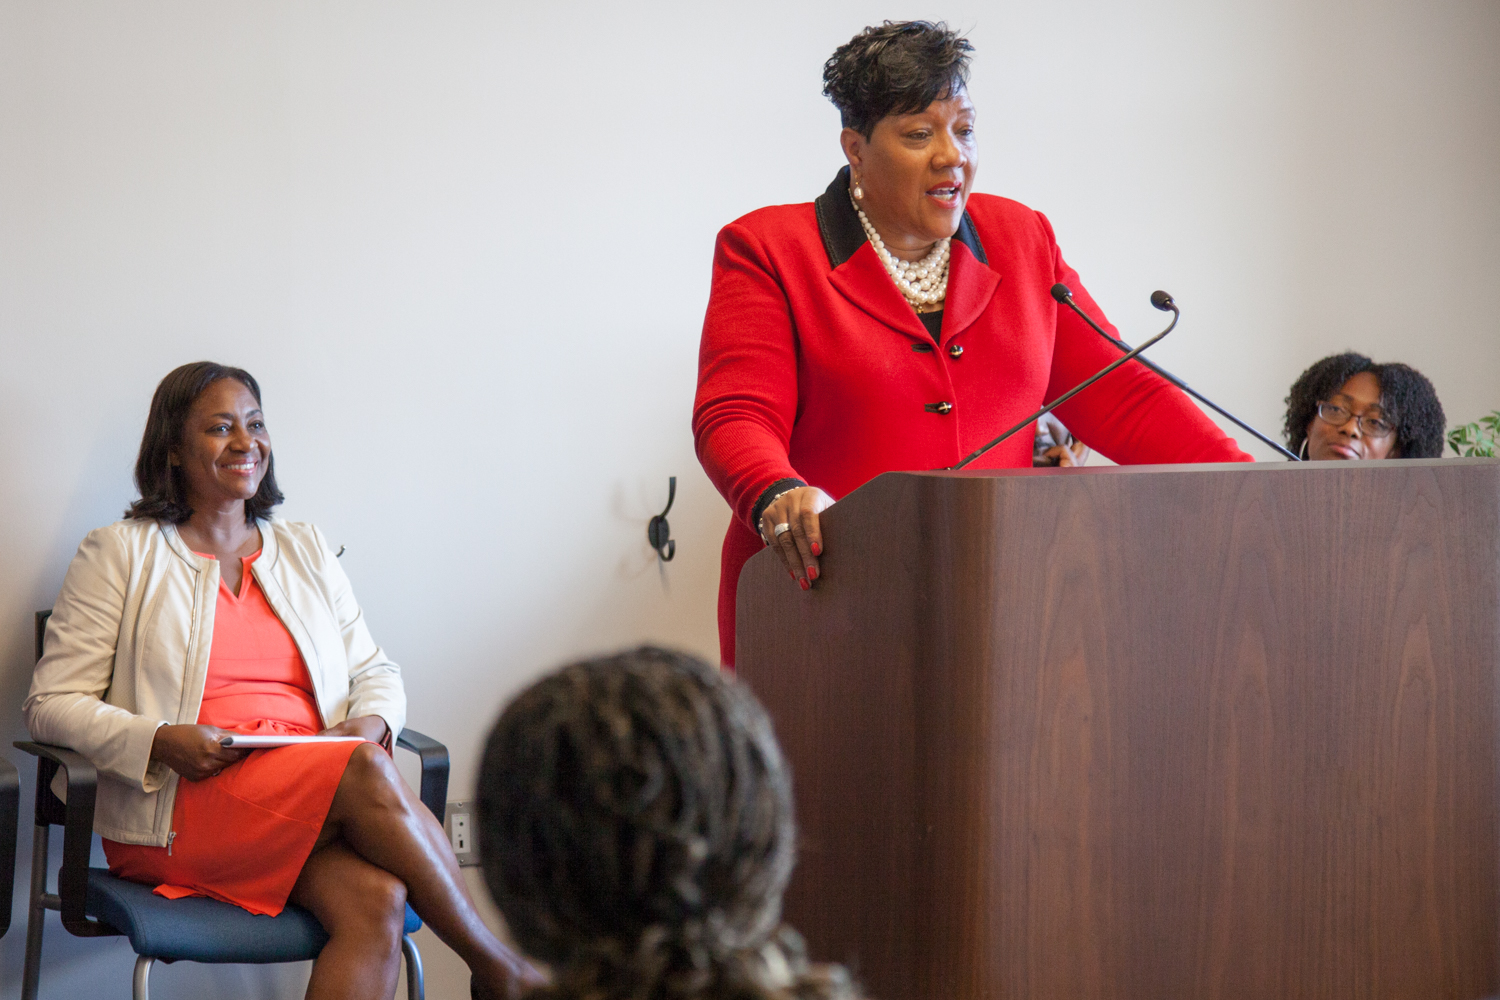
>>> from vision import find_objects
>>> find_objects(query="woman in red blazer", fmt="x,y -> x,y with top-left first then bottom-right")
693,22 -> 1251,667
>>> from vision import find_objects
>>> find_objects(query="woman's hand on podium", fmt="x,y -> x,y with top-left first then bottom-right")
150,724 -> 250,781
759,486 -> 834,590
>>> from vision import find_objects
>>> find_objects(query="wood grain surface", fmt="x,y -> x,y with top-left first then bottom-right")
736,459 -> 1500,1000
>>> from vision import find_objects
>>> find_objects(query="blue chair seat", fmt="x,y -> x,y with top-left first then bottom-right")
86,868 -> 421,963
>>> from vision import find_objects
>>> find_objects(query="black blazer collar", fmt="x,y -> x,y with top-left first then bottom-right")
814,166 -> 988,269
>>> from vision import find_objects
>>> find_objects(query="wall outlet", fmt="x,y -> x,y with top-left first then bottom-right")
444,800 -> 480,867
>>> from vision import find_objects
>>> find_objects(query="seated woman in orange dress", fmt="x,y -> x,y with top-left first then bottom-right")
25,361 -> 540,1000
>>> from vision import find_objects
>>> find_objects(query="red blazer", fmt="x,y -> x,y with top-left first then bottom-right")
694,170 -> 1251,666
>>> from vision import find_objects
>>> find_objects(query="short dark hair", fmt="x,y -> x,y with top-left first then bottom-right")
822,21 -> 973,138
477,646 -> 856,1000
126,361 -> 284,524
1283,352 -> 1446,459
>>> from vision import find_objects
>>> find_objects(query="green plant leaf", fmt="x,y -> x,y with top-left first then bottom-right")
1447,416 -> 1500,457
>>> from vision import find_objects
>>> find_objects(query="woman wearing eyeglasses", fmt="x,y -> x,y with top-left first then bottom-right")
1283,352 -> 1446,460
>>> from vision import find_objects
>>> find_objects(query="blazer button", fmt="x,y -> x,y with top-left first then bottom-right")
948,344 -> 964,359
924,401 -> 954,415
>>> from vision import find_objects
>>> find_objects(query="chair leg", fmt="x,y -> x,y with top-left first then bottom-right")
21,825 -> 49,1000
133,954 -> 155,1000
401,934 -> 424,1000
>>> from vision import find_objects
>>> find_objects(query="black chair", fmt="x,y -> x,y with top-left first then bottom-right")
19,610 -> 450,1000
1,751 -> 17,939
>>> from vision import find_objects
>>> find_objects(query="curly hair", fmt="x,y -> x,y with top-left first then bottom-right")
125,361 -> 284,524
822,21 -> 973,138
1283,352 -> 1446,459
477,646 -> 858,1000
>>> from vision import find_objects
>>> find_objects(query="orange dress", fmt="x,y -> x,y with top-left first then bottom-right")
102,550 -> 371,916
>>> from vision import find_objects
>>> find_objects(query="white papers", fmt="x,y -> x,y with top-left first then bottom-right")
218,734 -> 365,748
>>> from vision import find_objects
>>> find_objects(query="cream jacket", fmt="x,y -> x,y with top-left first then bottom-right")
23,517 -> 406,846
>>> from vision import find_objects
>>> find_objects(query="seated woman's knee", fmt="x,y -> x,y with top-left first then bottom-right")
346,741 -> 405,798
337,864 -> 408,940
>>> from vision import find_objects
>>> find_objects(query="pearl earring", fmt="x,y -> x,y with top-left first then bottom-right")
852,178 -> 864,200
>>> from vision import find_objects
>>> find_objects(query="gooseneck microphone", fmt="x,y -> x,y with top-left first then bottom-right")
1050,283 -> 1299,461
947,292 -> 1182,470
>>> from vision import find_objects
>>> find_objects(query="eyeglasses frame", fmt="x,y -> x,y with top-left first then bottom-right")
1315,400 -> 1395,439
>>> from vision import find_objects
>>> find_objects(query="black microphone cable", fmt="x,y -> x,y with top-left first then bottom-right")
1050,283 -> 1299,460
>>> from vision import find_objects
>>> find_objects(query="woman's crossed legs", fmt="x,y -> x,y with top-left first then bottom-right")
289,743 -> 535,1000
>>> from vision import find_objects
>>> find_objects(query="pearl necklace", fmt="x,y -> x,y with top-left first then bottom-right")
852,196 -> 951,310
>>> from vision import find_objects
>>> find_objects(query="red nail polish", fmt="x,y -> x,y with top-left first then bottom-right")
811,542 -> 822,556
799,577 -> 810,590
808,566 -> 819,581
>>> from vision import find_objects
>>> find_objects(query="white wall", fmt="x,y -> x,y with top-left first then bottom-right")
1,1 -> 1496,996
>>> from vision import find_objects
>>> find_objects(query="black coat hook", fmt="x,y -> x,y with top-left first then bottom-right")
647,477 -> 676,562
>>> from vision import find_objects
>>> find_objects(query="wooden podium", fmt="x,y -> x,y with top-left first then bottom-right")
736,460 -> 1500,1000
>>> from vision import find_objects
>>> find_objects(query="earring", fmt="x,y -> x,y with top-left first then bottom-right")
852,176 -> 864,200
1299,439 -> 1308,460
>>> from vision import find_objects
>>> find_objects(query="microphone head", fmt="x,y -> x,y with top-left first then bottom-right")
1050,283 -> 1073,303
1150,290 -> 1175,311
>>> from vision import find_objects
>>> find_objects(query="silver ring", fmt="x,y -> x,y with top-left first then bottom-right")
773,522 -> 792,538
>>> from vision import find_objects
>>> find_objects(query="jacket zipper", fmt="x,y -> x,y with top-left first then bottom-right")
167,831 -> 176,856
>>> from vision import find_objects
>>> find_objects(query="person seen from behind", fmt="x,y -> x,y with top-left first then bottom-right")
476,646 -> 860,1000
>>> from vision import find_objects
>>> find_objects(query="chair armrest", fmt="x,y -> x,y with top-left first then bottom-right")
0,756 -> 17,938
13,742 -> 119,937
395,729 -> 449,822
